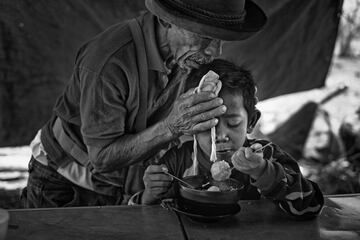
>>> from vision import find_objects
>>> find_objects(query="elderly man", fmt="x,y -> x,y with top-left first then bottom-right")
22,0 -> 267,207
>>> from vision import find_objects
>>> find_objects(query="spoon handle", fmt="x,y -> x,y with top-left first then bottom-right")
162,171 -> 195,189
254,142 -> 272,153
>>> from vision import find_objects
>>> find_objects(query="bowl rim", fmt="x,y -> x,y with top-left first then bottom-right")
179,175 -> 245,194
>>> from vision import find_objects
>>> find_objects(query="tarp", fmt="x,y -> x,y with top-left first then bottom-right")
268,86 -> 347,159
0,0 -> 343,146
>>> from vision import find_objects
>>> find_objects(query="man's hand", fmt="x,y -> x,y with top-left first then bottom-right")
163,88 -> 226,137
231,143 -> 267,180
142,164 -> 173,205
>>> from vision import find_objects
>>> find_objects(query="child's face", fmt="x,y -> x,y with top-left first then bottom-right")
197,90 -> 250,161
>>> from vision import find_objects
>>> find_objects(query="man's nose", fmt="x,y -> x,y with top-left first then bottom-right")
204,39 -> 223,57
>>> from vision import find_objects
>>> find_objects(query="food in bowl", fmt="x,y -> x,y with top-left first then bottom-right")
178,175 -> 244,205
207,186 -> 220,192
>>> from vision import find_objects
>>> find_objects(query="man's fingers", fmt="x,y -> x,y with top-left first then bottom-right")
182,88 -> 197,98
186,98 -> 224,117
185,105 -> 226,134
167,86 -> 224,137
191,118 -> 218,133
191,105 -> 226,123
215,81 -> 222,95
201,81 -> 217,92
181,91 -> 217,106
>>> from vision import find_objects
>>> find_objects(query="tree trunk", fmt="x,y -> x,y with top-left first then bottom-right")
338,21 -> 355,58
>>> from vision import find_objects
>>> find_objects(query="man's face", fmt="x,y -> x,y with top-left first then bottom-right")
166,25 -> 223,72
197,91 -> 250,161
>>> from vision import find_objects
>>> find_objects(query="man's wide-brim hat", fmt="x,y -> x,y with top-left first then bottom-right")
145,0 -> 267,41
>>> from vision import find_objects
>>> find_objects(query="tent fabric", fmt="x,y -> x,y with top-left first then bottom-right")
224,0 -> 343,100
0,0 -> 342,146
268,85 -> 348,160
268,102 -> 319,160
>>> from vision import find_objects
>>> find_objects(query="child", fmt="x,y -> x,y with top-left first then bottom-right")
133,59 -> 324,218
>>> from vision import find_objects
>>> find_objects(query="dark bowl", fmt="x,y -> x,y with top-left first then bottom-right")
171,198 -> 241,223
178,175 -> 244,205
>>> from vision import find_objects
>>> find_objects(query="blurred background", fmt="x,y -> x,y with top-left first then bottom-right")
0,0 -> 359,208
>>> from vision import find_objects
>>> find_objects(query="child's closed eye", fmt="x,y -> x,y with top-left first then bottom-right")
227,119 -> 242,127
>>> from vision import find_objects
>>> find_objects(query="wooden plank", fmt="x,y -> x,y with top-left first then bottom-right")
7,205 -> 185,240
180,196 -> 360,240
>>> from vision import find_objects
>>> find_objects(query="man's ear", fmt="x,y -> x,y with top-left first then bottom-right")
247,109 -> 261,134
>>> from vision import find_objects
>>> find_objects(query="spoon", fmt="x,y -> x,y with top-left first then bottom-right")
161,168 -> 195,189
253,142 -> 272,153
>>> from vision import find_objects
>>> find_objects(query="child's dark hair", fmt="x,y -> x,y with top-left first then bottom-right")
187,59 -> 258,121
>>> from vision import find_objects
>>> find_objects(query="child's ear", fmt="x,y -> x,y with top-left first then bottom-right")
247,109 -> 261,134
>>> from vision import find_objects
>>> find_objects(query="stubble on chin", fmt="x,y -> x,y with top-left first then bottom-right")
182,59 -> 200,73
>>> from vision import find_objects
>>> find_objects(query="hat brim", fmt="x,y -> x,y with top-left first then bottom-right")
145,0 -> 267,41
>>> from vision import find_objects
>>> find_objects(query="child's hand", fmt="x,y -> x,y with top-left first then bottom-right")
231,143 -> 266,180
141,164 -> 173,205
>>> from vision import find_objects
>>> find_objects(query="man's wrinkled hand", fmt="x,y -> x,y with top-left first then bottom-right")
142,164 -> 173,205
163,88 -> 226,136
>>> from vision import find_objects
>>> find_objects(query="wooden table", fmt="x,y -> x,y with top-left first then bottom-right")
7,195 -> 360,240
7,205 -> 185,240
180,194 -> 360,240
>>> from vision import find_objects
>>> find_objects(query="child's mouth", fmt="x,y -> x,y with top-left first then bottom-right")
216,149 -> 234,160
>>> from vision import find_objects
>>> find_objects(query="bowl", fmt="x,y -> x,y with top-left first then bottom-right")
176,175 -> 244,220
163,198 -> 241,223
178,175 -> 244,205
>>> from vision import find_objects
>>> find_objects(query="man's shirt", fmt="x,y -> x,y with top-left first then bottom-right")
34,11 -> 189,202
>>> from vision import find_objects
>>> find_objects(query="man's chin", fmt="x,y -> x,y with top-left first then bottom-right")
179,58 -> 213,73
178,60 -> 200,73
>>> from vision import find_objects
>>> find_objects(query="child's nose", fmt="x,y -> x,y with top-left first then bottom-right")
216,135 -> 229,143
215,124 -> 229,143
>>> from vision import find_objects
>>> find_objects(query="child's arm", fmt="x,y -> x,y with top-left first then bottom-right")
232,140 -> 324,218
127,164 -> 173,205
128,146 -> 184,205
253,141 -> 324,218
141,164 -> 173,205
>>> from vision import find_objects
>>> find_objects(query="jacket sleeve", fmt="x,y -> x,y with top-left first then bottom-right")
251,141 -> 324,219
